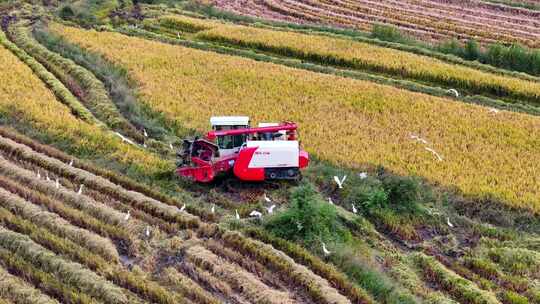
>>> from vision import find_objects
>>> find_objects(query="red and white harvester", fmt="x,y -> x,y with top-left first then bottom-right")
177,116 -> 309,182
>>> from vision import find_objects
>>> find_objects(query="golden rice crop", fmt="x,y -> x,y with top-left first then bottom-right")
53,24 -> 540,212
0,40 -> 171,176
162,15 -> 540,105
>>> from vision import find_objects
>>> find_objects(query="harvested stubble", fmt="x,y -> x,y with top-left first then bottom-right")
53,24 -> 540,212
180,260 -> 237,299
243,227 -> 375,303
204,239 -> 287,290
0,127 -> 215,222
0,37 -> 170,177
0,206 -> 184,304
0,265 -> 59,304
0,247 -> 96,304
161,267 -> 221,304
221,231 -> 353,304
185,245 -> 297,304
0,228 -> 127,304
0,184 -> 119,261
7,24 -> 144,142
413,252 -> 501,304
0,161 -> 132,241
0,135 -> 200,229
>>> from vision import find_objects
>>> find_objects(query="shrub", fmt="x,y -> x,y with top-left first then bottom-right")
370,24 -> 407,44
59,5 -> 75,20
264,184 -> 345,246
502,291 -> 529,304
381,175 -> 422,212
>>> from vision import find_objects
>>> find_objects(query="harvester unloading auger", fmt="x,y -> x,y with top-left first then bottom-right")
177,116 -> 309,182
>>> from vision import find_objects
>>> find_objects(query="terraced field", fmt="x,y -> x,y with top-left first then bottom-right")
211,0 -> 540,46
1,1 -> 540,303
53,24 -> 540,212
0,128 -> 364,304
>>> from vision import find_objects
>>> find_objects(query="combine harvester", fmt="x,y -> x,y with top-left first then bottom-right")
177,116 -> 309,182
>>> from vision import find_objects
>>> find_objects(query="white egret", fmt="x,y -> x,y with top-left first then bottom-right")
352,204 -> 357,214
425,147 -> 444,161
235,209 -> 240,220
250,210 -> 263,218
333,175 -> 347,189
328,197 -> 334,205
447,89 -> 459,98
447,217 -> 454,228
322,242 -> 331,256
145,226 -> 151,237
180,204 -> 186,212
266,204 -> 276,214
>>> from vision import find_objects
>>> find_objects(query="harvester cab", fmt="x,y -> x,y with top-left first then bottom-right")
177,116 -> 309,183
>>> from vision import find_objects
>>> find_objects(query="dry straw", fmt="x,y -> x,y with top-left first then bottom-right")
0,266 -> 59,304
0,180 -> 119,261
0,228 -> 128,304
185,245 -> 297,304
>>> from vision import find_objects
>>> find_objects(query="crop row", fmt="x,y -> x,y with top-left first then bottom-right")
0,129 -> 366,303
220,230 -> 353,304
310,0 -> 540,46
413,253 -> 501,304
0,173 -> 134,253
182,15 -> 540,106
353,0 -> 540,36
0,156 -> 130,234
0,126 -> 215,223
0,134 -> 200,230
53,24 -> 540,212
0,185 -> 204,304
0,30 -> 97,123
185,244 -> 296,304
213,0 -> 540,47
0,227 -> 127,304
0,182 -> 119,261
0,35 -> 170,179
0,129 -> 361,303
6,24 -> 145,143
0,264 -> 59,304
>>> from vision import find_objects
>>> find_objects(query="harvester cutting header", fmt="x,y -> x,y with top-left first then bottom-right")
177,116 -> 309,182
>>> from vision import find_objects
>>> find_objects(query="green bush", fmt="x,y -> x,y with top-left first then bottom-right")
264,183 -> 347,246
502,291 -> 529,304
59,5 -> 75,20
370,24 -> 408,44
381,175 -> 421,211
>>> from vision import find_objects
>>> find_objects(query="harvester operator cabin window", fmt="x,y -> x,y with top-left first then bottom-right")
216,124 -> 247,149
218,135 -> 246,149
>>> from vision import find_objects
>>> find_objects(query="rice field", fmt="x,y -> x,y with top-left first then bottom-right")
211,0 -> 540,47
52,24 -> 540,212
156,15 -> 540,106
0,34 -> 169,176
0,127 -> 360,304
